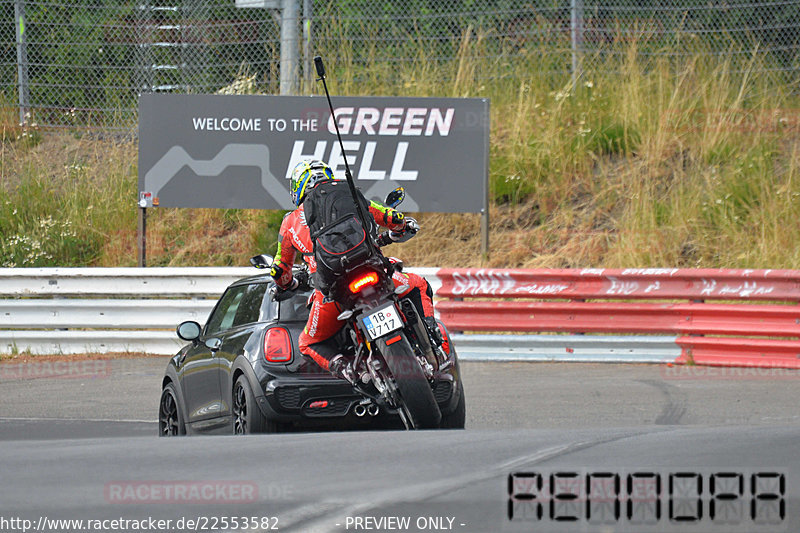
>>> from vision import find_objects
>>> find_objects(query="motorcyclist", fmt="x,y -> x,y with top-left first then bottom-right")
270,159 -> 427,382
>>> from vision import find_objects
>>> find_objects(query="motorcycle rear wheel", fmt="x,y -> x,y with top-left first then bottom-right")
379,335 -> 442,429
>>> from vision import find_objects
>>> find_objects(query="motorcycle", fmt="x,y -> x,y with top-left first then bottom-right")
252,189 -> 452,430
252,56 -> 454,429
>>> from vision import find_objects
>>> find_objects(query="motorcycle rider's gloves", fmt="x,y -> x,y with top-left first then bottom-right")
294,270 -> 312,291
389,217 -> 419,243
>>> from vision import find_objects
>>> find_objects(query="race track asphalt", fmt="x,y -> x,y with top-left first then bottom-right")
0,358 -> 798,532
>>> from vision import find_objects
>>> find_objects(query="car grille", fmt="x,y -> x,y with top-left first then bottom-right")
434,381 -> 453,403
275,387 -> 301,409
304,399 -> 351,418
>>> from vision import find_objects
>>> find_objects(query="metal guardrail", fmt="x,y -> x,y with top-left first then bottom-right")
1,267 -> 799,368
0,267 -> 253,297
434,267 -> 800,301
0,300 -> 215,329
435,268 -> 800,368
451,334 -> 680,363
0,330 -> 181,356
0,267 -> 250,356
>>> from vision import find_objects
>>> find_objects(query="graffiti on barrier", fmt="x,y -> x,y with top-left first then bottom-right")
605,277 -> 640,296
450,271 -> 569,296
621,268 -> 680,276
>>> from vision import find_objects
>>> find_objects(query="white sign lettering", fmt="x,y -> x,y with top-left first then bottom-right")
328,107 -> 455,136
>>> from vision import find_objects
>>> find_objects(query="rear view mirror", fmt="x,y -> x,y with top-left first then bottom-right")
385,187 -> 405,208
250,254 -> 273,269
176,321 -> 202,341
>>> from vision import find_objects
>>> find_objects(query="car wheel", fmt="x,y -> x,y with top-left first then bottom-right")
233,375 -> 266,434
439,382 -> 466,429
159,382 -> 186,436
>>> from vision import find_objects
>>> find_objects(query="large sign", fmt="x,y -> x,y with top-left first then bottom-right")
138,94 -> 489,213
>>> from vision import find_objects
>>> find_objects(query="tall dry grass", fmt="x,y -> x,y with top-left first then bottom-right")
3,33 -> 800,268
352,33 -> 800,268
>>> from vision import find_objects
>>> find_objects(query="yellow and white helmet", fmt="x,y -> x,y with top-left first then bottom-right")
290,159 -> 334,206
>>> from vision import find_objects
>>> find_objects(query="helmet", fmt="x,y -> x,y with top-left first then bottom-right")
290,159 -> 334,206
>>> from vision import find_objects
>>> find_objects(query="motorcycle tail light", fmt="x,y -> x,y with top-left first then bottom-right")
264,327 -> 292,363
349,272 -> 379,293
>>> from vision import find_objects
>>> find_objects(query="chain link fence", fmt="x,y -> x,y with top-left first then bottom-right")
2,0 -> 799,129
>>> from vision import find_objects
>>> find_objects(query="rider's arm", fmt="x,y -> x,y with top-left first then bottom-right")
270,214 -> 298,290
368,200 -> 406,232
369,200 -> 419,245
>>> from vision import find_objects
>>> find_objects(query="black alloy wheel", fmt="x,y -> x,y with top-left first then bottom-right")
233,375 -> 265,435
159,383 -> 185,436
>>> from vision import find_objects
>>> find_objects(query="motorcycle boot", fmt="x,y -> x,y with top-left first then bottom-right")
329,354 -> 357,385
423,317 -> 450,367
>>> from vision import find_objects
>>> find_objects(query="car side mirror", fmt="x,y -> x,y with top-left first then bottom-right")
176,321 -> 202,341
250,254 -> 273,269
205,338 -> 222,352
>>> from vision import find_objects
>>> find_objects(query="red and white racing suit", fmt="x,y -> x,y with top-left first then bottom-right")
271,202 -> 434,371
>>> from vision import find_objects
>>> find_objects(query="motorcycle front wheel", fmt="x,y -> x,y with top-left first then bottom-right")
377,334 -> 442,429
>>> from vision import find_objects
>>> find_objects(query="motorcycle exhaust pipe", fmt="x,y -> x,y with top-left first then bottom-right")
353,404 -> 367,417
367,404 -> 379,417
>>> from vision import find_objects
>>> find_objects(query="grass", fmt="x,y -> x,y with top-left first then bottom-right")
2,35 -> 800,269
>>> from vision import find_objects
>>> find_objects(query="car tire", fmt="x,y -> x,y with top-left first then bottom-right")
439,381 -> 466,429
159,382 -> 186,436
233,375 -> 266,435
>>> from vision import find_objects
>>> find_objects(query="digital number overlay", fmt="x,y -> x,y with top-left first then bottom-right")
508,470 -> 785,527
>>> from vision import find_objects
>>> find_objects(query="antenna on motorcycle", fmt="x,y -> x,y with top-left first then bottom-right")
314,56 -> 375,252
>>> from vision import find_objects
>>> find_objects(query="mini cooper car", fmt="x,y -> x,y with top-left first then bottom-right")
158,271 -> 465,435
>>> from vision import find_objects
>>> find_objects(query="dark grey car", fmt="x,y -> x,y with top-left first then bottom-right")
158,272 -> 465,435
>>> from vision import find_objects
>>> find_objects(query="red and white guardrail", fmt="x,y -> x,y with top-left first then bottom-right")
426,268 -> 800,368
1,267 -> 799,368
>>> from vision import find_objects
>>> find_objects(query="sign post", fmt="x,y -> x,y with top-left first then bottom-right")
137,192 -> 154,267
137,208 -> 147,267
482,100 -> 490,258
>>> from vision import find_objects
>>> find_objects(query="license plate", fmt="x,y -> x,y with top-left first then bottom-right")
362,304 -> 402,340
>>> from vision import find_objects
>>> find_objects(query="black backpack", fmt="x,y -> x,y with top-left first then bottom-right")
303,180 -> 377,295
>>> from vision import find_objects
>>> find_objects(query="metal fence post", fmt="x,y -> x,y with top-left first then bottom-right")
570,0 -> 584,85
302,0 -> 312,94
280,0 -> 299,95
136,0 -> 153,95
14,0 -> 29,125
